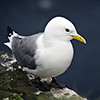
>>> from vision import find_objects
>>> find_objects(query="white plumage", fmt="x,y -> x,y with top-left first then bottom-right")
4,17 -> 86,78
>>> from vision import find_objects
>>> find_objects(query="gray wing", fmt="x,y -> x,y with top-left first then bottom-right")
12,33 -> 42,69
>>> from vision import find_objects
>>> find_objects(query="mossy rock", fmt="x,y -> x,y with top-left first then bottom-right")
0,51 -> 87,100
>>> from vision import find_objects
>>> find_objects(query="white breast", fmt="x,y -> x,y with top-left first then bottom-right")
34,35 -> 74,78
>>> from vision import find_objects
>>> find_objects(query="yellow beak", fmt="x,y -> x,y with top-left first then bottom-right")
73,34 -> 86,44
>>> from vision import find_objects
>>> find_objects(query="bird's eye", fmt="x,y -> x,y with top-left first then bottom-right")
65,29 -> 70,32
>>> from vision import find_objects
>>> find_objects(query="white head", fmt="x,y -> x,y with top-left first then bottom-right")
44,17 -> 86,43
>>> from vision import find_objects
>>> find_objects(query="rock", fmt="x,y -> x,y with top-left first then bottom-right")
0,51 -> 88,100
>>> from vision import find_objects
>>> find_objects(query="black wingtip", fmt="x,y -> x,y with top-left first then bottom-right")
7,26 -> 13,37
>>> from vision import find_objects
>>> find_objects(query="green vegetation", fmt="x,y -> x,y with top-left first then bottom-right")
0,51 -> 87,100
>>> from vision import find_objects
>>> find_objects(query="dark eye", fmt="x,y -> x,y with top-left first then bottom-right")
65,29 -> 70,32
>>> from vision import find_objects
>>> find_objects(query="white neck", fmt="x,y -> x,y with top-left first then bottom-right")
43,31 -> 72,47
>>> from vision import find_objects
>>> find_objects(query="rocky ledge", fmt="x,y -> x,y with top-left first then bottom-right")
0,51 -> 87,100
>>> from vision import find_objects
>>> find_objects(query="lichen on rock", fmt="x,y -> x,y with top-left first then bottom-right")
0,51 -> 87,100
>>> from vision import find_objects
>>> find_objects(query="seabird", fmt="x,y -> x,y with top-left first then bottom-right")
4,17 -> 86,90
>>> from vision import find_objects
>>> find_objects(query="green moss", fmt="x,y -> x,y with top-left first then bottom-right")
0,51 -> 87,100
0,69 -> 35,100
11,93 -> 24,100
0,51 -> 7,55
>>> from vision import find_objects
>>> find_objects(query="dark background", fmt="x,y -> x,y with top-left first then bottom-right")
0,0 -> 100,100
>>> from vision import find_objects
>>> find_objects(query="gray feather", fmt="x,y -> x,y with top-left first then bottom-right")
12,33 -> 42,69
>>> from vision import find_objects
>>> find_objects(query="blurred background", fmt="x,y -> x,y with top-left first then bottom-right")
0,0 -> 100,100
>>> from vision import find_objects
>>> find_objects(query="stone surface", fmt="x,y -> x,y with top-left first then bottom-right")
0,51 -> 87,100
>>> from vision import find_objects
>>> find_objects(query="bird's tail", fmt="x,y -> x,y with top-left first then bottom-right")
4,26 -> 18,49
7,26 -> 14,37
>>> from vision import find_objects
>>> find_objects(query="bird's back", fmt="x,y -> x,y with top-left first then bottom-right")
6,26 -> 42,70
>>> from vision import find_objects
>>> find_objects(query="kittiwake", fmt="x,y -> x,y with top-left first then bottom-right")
4,17 -> 86,79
